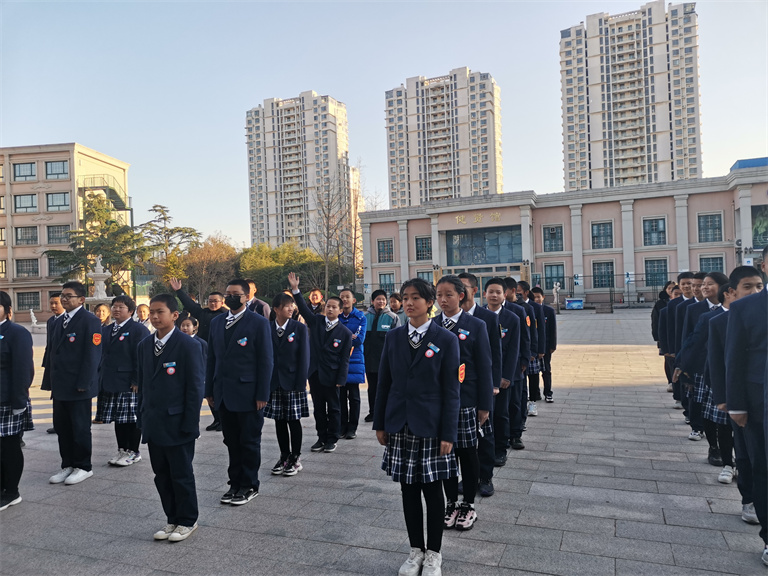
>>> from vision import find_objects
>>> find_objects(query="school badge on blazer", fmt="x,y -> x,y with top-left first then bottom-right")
237,337 -> 248,347
526,316 -> 531,327
287,332 -> 295,342
500,327 -> 508,339
67,333 -> 76,342
425,342 -> 440,358
92,333 -> 102,345
119,332 -> 129,341
458,328 -> 469,341
164,362 -> 176,375
333,339 -> 341,348
458,363 -> 466,383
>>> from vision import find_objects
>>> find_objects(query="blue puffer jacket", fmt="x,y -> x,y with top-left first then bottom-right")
339,307 -> 367,384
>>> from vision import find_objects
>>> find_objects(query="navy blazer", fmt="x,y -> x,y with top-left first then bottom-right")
517,299 -> 538,358
374,322 -> 460,443
677,307 -> 723,378
49,307 -> 103,401
205,309 -> 274,411
542,304 -> 557,352
270,318 -> 310,393
137,329 -> 205,446
294,293 -> 354,387
472,305 -> 502,389
192,335 -> 208,366
486,306 -> 520,383
528,300 -> 547,355
41,314 -> 60,392
504,301 -> 531,376
675,300 -> 711,368
725,288 -> 768,419
0,321 -> 34,408
665,296 -> 684,355
435,311 -> 494,412
658,307 -> 669,354
99,319 -> 150,394
707,311 -> 729,406
673,298 -> 697,355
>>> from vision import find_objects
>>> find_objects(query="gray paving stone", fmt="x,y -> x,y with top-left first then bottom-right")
567,501 -> 666,523
663,508 -> 760,534
498,543 -> 616,576
616,559 -> 738,575
573,473 -> 659,493
670,542 -> 764,575
614,466 -> 699,484
310,521 -> 407,551
615,520 -> 729,549
516,509 -> 616,535
560,531 -> 675,564
456,519 -> 562,548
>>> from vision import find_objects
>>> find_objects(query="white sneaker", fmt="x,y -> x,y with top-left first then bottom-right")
673,401 -> 683,409
64,468 -> 93,485
527,402 -> 538,417
108,449 -> 126,466
168,522 -> 198,542
129,452 -> 142,464
688,431 -> 703,441
762,546 -> 768,567
398,547 -> 424,576
422,550 -> 442,576
153,524 -> 177,540
717,465 -> 734,484
49,467 -> 74,484
115,451 -> 138,467
742,503 -> 760,525
666,383 -> 674,392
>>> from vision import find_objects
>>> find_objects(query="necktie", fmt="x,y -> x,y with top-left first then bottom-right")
326,321 -> 335,332
154,339 -> 165,357
277,327 -> 285,337
226,314 -> 236,329
62,313 -> 70,329
409,330 -> 423,349
443,318 -> 455,331
112,323 -> 120,336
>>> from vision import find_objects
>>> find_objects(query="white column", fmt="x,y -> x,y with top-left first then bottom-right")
362,222 -> 372,290
398,220 -> 409,283
430,215 -> 441,269
738,185 -> 753,255
675,194 -> 690,272
570,204 -> 584,295
620,200 -> 635,278
520,206 -> 533,262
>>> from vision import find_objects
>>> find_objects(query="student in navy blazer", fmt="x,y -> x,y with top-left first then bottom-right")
375,278 -> 460,573
531,287 -> 558,402
0,291 -> 35,511
503,277 -> 531,450
206,279 -> 273,505
47,281 -> 103,486
137,294 -> 205,541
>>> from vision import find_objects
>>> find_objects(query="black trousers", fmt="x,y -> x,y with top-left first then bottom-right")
744,418 -> 768,545
663,355 -> 675,386
115,423 -> 141,453
148,440 -> 198,527
477,409 -> 496,481
732,421 -> 753,505
508,378 -> 524,438
308,373 -> 340,443
0,433 -> 23,496
52,398 -> 92,471
527,373 -> 541,402
219,403 -> 264,491
541,352 -> 553,397
401,480 -> 444,553
339,382 -> 361,435
493,386 -> 510,457
365,371 -> 379,417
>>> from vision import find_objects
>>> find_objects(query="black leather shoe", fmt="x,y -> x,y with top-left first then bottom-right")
511,437 -> 525,450
708,447 -> 723,467
363,414 -> 374,423
205,421 -> 221,432
345,432 -> 357,440
478,479 -> 495,497
494,454 -> 507,467
47,428 -> 56,434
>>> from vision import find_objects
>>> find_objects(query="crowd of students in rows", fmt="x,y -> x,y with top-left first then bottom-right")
650,247 -> 768,567
0,271 -> 557,576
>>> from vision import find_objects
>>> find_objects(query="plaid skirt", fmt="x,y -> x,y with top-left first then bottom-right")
0,404 -> 26,437
526,357 -> 541,375
101,391 -> 138,424
264,389 -> 309,421
23,398 -> 34,431
702,386 -> 729,425
692,373 -> 707,404
456,407 -> 479,449
382,424 -> 458,484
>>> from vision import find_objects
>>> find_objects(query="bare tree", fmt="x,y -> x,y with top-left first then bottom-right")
182,233 -> 238,301
310,173 -> 350,295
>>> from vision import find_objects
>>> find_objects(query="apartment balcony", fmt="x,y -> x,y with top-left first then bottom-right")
78,174 -> 128,211
611,82 -> 643,94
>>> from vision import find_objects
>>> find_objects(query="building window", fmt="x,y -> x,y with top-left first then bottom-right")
544,263 -> 565,290
0,260 -> 5,279
543,225 -> 564,252
47,225 -> 71,245
0,196 -> 4,214
377,239 -> 394,263
699,256 -> 724,273
14,226 -> 38,245
16,292 -> 40,311
46,192 -> 70,212
447,226 -> 522,266
591,222 -> 613,249
592,261 -> 614,288
415,237 -> 432,261
13,194 -> 37,213
642,218 -> 666,246
13,163 -> 36,181
417,271 -> 434,283
15,259 -> 40,278
645,259 -> 668,288
45,161 -> 69,180
47,255 -> 69,277
379,273 -> 395,293
0,228 -> 4,246
698,213 -> 722,243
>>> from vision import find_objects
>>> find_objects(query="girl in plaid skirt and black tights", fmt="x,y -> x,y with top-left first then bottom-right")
375,278 -> 460,576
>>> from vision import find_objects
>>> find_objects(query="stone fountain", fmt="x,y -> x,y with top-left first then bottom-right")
84,256 -> 113,311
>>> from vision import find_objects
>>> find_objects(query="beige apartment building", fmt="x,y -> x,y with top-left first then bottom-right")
361,157 -> 767,303
560,0 -> 702,192
245,91 -> 360,266
385,67 -> 503,208
0,143 -> 130,321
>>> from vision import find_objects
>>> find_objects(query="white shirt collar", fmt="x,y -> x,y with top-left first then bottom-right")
113,319 -> 129,330
488,305 -> 502,315
326,317 -> 339,328
154,327 -> 175,345
227,307 -> 247,321
0,319 -> 6,326
275,318 -> 290,331
408,319 -> 432,336
65,305 -> 83,318
446,309 -> 463,323
466,303 -> 477,316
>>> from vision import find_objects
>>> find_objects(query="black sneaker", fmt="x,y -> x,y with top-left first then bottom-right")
511,437 -> 525,450
545,395 -> 553,403
310,440 -> 325,452
494,454 -> 507,467
345,432 -> 357,440
0,493 -> 21,511
363,414 -> 374,423
708,447 -> 723,467
46,428 -> 56,434
231,488 -> 258,505
478,479 -> 495,497
220,489 -> 237,504
271,456 -> 288,475
283,455 -> 303,476
205,421 -> 221,432
324,442 -> 337,453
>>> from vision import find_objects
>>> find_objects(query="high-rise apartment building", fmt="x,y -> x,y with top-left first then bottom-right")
245,91 -> 358,262
560,0 -> 702,192
385,67 -> 503,208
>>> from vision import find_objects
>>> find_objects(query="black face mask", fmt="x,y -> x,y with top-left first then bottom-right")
225,295 -> 243,310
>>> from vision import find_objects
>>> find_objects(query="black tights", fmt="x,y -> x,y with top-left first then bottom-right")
114,423 -> 141,453
443,446 -> 479,504
275,420 -> 303,457
0,434 -> 24,496
401,480 -> 445,553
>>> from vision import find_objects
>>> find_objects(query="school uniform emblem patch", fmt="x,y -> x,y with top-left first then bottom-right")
333,339 -> 341,348
68,333 -> 76,343
92,333 -> 102,345
164,362 -> 176,375
458,328 -> 469,341
287,332 -> 295,342
425,349 -> 434,358
237,337 -> 248,347
526,316 -> 531,327
501,327 -> 508,338
458,363 -> 466,383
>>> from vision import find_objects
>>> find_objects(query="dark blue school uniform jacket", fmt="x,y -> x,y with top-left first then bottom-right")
658,307 -> 670,354
99,319 -> 150,394
677,307 -> 723,379
49,307 -> 103,401
434,311 -> 494,413
270,319 -> 310,393
673,298 -> 698,355
472,305 -> 502,389
528,300 -> 548,355
542,304 -> 557,352
0,321 -> 34,409
725,288 -> 768,420
504,301 -> 530,376
675,300 -> 711,369
374,322 -> 461,443
484,306 -> 520,384
517,300 -> 538,359
137,329 -> 205,446
205,309 -> 274,411
707,311 -> 729,406
665,296 -> 685,354
294,293 -> 354,387
41,314 -> 60,392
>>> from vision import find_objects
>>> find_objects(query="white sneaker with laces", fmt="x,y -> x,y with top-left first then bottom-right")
742,503 -> 760,524
49,467 -> 74,484
528,402 -> 538,417
168,522 -> 198,542
762,546 -> 768,567
422,550 -> 442,576
398,547 -> 424,576
673,401 -> 683,409
109,449 -> 126,466
717,465 -> 734,484
153,524 -> 177,540
688,431 -> 703,441
129,452 -> 142,464
666,383 -> 673,392
64,468 -> 93,485
115,450 -> 140,467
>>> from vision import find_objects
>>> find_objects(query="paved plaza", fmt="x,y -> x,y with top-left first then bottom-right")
1,308 -> 764,575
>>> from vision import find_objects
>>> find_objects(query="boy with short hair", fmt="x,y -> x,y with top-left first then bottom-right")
530,287 -> 557,403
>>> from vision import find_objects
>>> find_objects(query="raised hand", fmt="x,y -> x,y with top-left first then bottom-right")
169,278 -> 182,291
288,272 -> 300,291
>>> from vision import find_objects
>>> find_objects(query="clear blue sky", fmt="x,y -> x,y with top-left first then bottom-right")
2,1 -> 766,247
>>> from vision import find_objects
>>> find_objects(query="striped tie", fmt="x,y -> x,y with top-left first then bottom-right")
277,327 -> 285,337
154,339 -> 164,357
226,314 -> 236,329
112,323 -> 120,336
326,321 -> 335,332
443,318 -> 455,331
409,330 -> 423,349
62,313 -> 70,329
